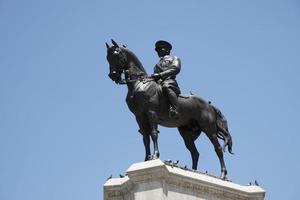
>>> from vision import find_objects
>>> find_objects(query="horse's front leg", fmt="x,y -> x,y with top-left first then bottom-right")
147,110 -> 160,159
136,115 -> 151,161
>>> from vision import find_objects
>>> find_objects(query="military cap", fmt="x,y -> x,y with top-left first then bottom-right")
155,40 -> 172,51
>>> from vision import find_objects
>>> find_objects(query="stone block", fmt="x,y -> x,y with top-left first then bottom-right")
104,159 -> 265,200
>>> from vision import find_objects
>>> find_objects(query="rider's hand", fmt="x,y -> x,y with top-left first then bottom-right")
151,73 -> 161,81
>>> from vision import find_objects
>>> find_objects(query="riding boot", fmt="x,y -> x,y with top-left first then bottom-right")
165,88 -> 180,119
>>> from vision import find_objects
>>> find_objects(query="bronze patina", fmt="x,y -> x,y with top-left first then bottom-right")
106,39 -> 233,179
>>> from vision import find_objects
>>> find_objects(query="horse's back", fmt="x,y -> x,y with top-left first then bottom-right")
178,94 -> 210,111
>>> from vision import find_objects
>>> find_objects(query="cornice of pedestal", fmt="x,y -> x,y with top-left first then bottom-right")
104,159 -> 265,200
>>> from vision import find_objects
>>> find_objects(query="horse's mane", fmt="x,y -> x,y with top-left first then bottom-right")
122,47 -> 148,77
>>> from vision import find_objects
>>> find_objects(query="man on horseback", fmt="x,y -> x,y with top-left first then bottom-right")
107,39 -> 233,178
151,40 -> 181,119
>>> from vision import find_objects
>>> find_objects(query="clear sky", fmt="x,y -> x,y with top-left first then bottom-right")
1,0 -> 300,200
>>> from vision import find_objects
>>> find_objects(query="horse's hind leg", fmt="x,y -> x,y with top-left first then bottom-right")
178,126 -> 200,170
206,131 -> 227,179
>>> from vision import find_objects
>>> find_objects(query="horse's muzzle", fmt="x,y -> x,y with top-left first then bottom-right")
108,71 -> 118,81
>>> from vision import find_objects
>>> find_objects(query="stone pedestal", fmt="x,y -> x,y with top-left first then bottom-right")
104,159 -> 265,200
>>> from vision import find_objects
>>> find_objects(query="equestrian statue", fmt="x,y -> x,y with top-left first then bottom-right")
106,39 -> 233,179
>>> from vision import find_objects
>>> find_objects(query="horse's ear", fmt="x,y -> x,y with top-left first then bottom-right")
106,42 -> 110,49
111,39 -> 119,47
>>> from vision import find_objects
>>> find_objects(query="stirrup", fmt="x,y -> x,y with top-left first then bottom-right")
169,107 -> 180,119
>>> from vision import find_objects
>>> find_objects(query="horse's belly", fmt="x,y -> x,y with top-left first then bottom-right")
158,116 -> 190,128
158,120 -> 177,128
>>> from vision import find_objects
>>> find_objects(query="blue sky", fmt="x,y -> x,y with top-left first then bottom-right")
1,0 -> 300,199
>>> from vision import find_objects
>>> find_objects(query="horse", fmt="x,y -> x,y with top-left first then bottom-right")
106,39 -> 233,179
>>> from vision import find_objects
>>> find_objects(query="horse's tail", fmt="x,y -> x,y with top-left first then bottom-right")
212,105 -> 234,154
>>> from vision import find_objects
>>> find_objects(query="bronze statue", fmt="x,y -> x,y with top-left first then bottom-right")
151,40 -> 181,119
106,39 -> 233,179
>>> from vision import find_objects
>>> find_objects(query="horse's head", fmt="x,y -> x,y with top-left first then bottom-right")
106,39 -> 148,84
106,39 -> 127,84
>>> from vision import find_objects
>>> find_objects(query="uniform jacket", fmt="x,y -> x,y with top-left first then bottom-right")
154,55 -> 181,94
154,55 -> 181,80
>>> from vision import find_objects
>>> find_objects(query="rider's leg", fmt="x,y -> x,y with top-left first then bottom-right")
162,85 -> 180,118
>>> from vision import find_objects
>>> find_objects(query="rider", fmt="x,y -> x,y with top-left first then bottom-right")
151,40 -> 181,119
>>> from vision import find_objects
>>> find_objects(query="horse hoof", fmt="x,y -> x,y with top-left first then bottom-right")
220,170 -> 227,180
144,155 -> 152,161
152,152 -> 160,160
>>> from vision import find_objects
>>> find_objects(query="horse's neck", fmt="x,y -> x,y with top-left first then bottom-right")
124,48 -> 148,78
121,48 -> 148,95
126,79 -> 141,93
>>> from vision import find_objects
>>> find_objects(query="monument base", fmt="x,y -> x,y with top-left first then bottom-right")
104,159 -> 265,200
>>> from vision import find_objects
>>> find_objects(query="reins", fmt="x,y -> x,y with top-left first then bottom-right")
116,48 -> 152,85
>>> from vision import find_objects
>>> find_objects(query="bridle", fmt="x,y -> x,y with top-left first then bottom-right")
111,47 -> 150,85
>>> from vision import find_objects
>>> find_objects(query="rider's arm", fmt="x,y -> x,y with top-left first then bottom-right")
159,56 -> 181,80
